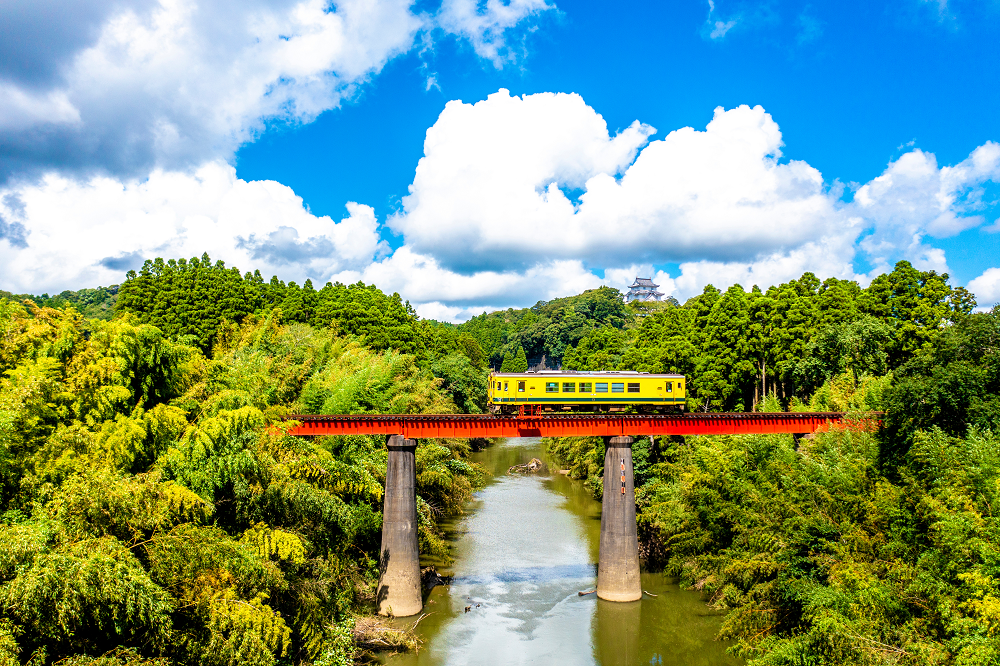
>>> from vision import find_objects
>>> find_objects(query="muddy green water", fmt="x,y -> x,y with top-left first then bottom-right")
381,438 -> 740,666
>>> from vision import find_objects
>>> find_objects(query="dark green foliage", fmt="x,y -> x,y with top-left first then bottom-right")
429,354 -> 488,413
561,262 -> 971,412
115,255 -> 430,359
499,345 -> 528,372
860,261 -> 970,365
460,286 -> 632,368
117,255 -> 263,351
792,315 -> 893,395
1,286 -> 120,321
562,327 -> 628,370
881,308 -> 1000,465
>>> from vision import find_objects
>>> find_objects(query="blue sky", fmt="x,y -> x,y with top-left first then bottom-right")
1,0 -> 999,319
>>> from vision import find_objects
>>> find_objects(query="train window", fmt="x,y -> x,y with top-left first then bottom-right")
579,382 -> 592,393
495,382 -> 499,390
666,382 -> 672,392
545,382 -> 559,393
563,382 -> 575,392
612,383 -> 624,393
596,383 -> 608,393
627,383 -> 640,393
504,382 -> 508,391
518,381 -> 525,392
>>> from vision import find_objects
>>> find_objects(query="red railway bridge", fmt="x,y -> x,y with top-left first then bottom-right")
280,411 -> 873,439
281,411 -> 877,617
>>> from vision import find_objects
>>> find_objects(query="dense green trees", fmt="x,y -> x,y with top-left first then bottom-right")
110,254 -> 495,410
635,426 -> 1000,665
1,286 -> 119,321
116,255 -> 431,357
881,308 -> 1000,465
0,298 -> 483,665
499,345 -> 528,372
461,286 -> 632,368
550,262 -> 975,411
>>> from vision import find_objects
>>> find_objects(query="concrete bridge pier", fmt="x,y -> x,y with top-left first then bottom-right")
597,435 -> 642,602
377,435 -> 423,617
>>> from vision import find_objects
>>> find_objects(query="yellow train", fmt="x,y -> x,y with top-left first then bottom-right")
487,370 -> 687,415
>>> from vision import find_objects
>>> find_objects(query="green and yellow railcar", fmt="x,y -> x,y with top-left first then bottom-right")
487,370 -> 686,415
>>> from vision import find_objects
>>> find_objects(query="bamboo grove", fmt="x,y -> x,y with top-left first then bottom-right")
0,298 -> 486,666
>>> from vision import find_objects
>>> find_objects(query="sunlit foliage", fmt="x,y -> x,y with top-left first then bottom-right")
0,297 -> 483,665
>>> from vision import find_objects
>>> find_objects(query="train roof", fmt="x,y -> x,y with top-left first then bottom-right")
490,370 -> 684,378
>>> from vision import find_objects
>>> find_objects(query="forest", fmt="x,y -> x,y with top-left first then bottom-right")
546,304 -> 1000,664
0,252 -> 997,665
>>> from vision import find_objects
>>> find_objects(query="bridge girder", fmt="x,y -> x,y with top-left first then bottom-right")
281,412 -> 877,439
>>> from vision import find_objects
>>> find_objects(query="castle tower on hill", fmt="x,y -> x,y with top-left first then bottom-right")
625,277 -> 663,303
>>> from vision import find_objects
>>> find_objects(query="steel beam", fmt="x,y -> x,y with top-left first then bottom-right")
280,412 -> 875,439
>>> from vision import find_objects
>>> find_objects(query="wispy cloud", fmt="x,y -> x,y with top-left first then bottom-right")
710,19 -> 738,39
704,0 -> 740,40
795,8 -> 823,45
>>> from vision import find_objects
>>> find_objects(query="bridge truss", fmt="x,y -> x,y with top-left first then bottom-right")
281,412 -> 875,439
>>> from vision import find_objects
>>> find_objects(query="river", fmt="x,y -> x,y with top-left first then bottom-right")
380,437 -> 740,666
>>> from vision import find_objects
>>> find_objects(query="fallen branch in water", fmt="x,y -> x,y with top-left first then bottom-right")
410,612 -> 434,630
508,458 -> 545,475
643,590 -> 658,597
578,589 -> 596,596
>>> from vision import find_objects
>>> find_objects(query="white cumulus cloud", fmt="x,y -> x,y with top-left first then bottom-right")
854,142 -> 1000,273
333,245 -> 604,308
391,92 -> 845,273
969,267 -> 1000,309
0,0 -> 555,181
0,161 -> 386,293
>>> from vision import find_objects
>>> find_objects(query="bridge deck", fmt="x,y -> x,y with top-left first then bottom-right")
281,412 -> 874,439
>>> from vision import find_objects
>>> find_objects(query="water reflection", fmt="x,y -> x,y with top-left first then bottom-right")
381,438 -> 739,666
595,598 -> 641,666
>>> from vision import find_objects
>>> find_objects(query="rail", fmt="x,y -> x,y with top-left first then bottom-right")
279,412 -> 878,439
